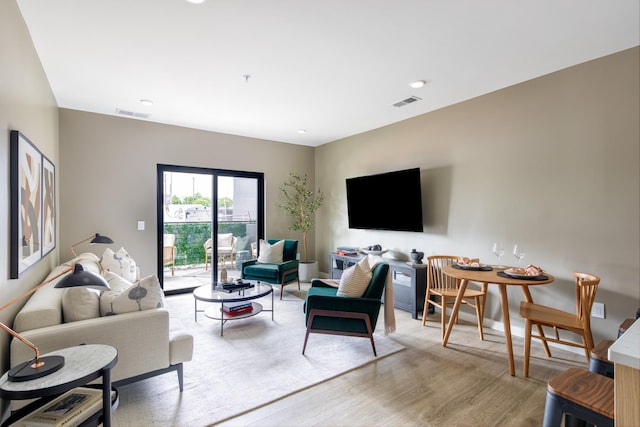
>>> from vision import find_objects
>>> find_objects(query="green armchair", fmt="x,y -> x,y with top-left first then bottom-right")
303,262 -> 389,356
241,239 -> 300,300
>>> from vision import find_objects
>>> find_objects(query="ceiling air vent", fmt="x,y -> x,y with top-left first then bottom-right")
115,108 -> 150,119
392,96 -> 422,107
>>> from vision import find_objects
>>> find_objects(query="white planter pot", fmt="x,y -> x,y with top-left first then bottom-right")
298,261 -> 319,282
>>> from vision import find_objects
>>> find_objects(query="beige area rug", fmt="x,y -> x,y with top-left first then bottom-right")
111,290 -> 405,427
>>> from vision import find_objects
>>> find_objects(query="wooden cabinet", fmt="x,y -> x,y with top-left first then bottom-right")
329,253 -> 426,319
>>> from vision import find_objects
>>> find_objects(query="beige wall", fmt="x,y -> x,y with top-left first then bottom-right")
58,110 -> 315,274
0,0 -> 59,414
315,47 -> 640,343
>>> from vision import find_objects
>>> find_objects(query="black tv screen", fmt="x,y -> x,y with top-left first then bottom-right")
346,168 -> 423,232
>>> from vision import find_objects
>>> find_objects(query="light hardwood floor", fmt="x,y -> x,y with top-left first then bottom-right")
217,283 -> 585,427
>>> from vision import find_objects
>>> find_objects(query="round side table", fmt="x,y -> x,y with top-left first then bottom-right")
0,344 -> 118,427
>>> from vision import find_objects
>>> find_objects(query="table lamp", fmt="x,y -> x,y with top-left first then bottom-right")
0,264 -> 110,382
70,233 -> 113,257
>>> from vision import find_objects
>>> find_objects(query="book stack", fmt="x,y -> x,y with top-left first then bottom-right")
220,282 -> 254,292
17,387 -> 115,427
222,302 -> 253,316
336,246 -> 359,256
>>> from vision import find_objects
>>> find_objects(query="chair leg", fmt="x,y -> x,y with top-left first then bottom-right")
538,325 -> 552,357
583,332 -> 595,363
440,297 -> 448,343
205,253 -> 209,271
302,323 -> 311,355
369,330 -> 378,357
422,290 -> 432,326
542,390 -> 565,427
474,296 -> 484,340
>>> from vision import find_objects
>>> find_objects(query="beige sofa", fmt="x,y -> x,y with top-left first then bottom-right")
10,253 -> 193,391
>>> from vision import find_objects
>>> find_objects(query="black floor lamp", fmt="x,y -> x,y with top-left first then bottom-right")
70,233 -> 113,257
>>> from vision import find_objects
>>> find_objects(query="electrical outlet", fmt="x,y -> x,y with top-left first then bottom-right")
591,302 -> 605,319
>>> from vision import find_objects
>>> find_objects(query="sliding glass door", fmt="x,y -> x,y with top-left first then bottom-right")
157,164 -> 264,294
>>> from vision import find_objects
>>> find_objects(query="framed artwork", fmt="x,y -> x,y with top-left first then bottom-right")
9,130 -> 53,278
42,155 -> 56,256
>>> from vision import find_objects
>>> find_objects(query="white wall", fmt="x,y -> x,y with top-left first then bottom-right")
315,47 -> 640,344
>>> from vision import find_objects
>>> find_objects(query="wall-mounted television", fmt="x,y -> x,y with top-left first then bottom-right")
346,168 -> 423,232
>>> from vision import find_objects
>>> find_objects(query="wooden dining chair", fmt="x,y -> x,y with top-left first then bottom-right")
520,272 -> 600,377
421,255 -> 486,343
163,233 -> 176,276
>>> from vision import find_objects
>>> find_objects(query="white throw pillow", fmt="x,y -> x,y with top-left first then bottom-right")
61,287 -> 101,322
101,247 -> 137,282
102,271 -> 135,292
100,274 -> 165,316
337,257 -> 372,297
257,239 -> 284,264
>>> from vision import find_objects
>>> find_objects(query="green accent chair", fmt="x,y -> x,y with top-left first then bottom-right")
241,239 -> 300,300
303,262 -> 389,356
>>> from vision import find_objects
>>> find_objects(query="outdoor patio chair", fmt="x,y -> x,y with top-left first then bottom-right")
204,233 -> 237,270
163,233 -> 176,276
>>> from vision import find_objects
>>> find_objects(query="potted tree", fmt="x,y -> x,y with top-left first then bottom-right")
279,172 -> 324,281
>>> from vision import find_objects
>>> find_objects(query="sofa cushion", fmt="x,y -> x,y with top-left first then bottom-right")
100,274 -> 165,316
101,247 -> 138,282
337,257 -> 372,298
218,233 -> 233,247
242,263 -> 280,280
257,239 -> 284,264
102,271 -> 135,291
61,287 -> 101,322
13,253 -> 103,332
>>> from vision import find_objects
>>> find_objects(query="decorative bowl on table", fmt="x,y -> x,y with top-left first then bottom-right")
361,245 -> 387,256
410,249 -> 424,264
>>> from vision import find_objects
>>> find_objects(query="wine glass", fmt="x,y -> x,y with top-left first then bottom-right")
492,242 -> 504,267
513,244 -> 526,267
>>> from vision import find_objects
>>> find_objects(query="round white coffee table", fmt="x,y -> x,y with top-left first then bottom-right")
193,282 -> 274,336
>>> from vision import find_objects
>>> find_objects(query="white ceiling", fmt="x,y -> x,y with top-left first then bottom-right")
16,0 -> 639,147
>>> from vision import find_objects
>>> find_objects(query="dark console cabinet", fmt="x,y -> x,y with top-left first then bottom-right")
329,253 -> 426,319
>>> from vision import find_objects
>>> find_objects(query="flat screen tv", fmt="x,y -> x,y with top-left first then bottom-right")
346,168 -> 423,232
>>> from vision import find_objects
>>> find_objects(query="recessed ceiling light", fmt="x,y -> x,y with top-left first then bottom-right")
140,99 -> 153,106
186,0 -> 205,4
297,129 -> 307,134
409,80 -> 426,89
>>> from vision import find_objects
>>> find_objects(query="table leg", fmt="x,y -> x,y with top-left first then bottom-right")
194,298 -> 198,322
442,279 -> 469,346
271,289 -> 274,321
102,367 -> 112,427
220,308 -> 224,337
498,284 -> 516,376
